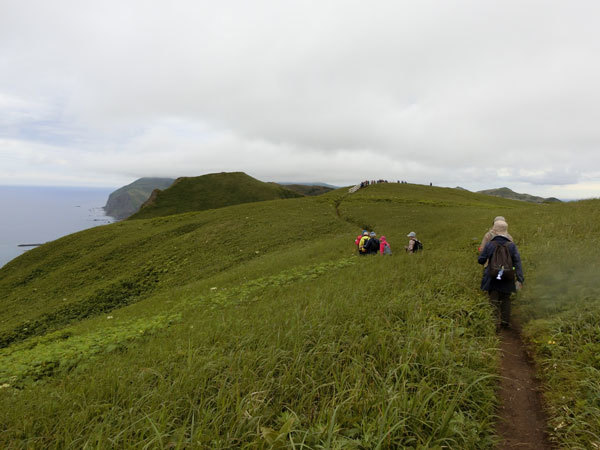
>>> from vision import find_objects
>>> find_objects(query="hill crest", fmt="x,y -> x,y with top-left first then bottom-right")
477,187 -> 561,203
129,172 -> 302,219
274,183 -> 334,196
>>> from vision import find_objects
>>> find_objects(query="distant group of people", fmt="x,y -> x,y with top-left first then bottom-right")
354,230 -> 423,255
355,180 -> 433,190
478,216 -> 524,331
351,215 -> 524,331
359,180 -> 390,188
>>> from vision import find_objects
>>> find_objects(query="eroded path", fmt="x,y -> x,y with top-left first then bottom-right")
496,326 -> 553,449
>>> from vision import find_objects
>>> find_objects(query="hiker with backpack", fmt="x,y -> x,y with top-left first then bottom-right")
479,216 -> 514,252
478,220 -> 524,330
355,230 -> 367,249
380,236 -> 392,255
358,231 -> 370,255
405,232 -> 423,253
364,231 -> 380,255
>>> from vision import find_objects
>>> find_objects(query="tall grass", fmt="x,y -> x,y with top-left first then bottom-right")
2,183 -> 599,447
512,200 -> 600,448
1,252 -> 498,448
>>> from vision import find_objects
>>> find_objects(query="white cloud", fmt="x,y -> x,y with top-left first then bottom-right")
1,0 -> 600,198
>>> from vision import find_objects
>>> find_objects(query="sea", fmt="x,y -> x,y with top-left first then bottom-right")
0,186 -> 118,268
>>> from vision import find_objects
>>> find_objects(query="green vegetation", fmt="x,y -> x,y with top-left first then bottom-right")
1,181 -> 599,448
104,177 -> 175,219
513,199 -> 600,448
277,184 -> 335,196
477,187 -> 561,203
130,172 -> 302,220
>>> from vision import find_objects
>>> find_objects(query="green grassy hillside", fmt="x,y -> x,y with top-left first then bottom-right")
129,172 -> 302,220
104,177 -> 175,219
1,182 -> 599,448
477,187 -> 561,203
278,184 -> 334,196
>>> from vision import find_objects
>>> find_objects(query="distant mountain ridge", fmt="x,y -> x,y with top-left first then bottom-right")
476,187 -> 561,203
104,177 -> 175,219
129,172 -> 302,220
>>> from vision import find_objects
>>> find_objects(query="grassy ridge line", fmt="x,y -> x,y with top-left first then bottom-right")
1,252 -> 499,448
129,172 -> 302,220
0,258 -> 356,386
342,183 -> 525,208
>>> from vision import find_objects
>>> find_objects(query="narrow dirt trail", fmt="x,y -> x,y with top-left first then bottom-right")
496,326 -> 553,449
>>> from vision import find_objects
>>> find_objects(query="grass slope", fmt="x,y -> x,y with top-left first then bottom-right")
130,172 -> 302,220
104,177 -> 175,219
277,184 -> 334,196
1,182 -> 598,447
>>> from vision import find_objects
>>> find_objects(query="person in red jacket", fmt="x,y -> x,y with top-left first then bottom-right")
380,236 -> 392,255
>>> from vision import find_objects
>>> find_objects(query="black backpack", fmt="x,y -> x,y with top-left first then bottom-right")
489,241 -> 515,281
365,237 -> 380,254
412,240 -> 423,252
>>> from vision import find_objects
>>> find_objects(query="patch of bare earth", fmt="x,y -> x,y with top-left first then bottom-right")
495,326 -> 553,449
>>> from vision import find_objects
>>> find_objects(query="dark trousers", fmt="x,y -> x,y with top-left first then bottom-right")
489,291 -> 511,328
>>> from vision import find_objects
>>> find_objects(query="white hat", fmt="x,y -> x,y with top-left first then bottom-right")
407,231 -> 416,237
491,220 -> 509,238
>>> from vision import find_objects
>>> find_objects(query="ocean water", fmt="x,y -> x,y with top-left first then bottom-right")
0,186 -> 117,268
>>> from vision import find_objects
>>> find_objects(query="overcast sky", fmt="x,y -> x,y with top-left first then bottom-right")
1,0 -> 599,198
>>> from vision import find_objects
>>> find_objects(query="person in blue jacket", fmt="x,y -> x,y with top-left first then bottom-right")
478,220 -> 524,330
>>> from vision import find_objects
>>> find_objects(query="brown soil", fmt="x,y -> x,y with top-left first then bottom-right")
495,325 -> 554,449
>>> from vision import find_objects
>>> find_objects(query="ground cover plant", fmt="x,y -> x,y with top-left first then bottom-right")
1,182 -> 599,447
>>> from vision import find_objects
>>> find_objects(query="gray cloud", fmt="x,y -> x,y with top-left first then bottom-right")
1,0 -> 600,198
